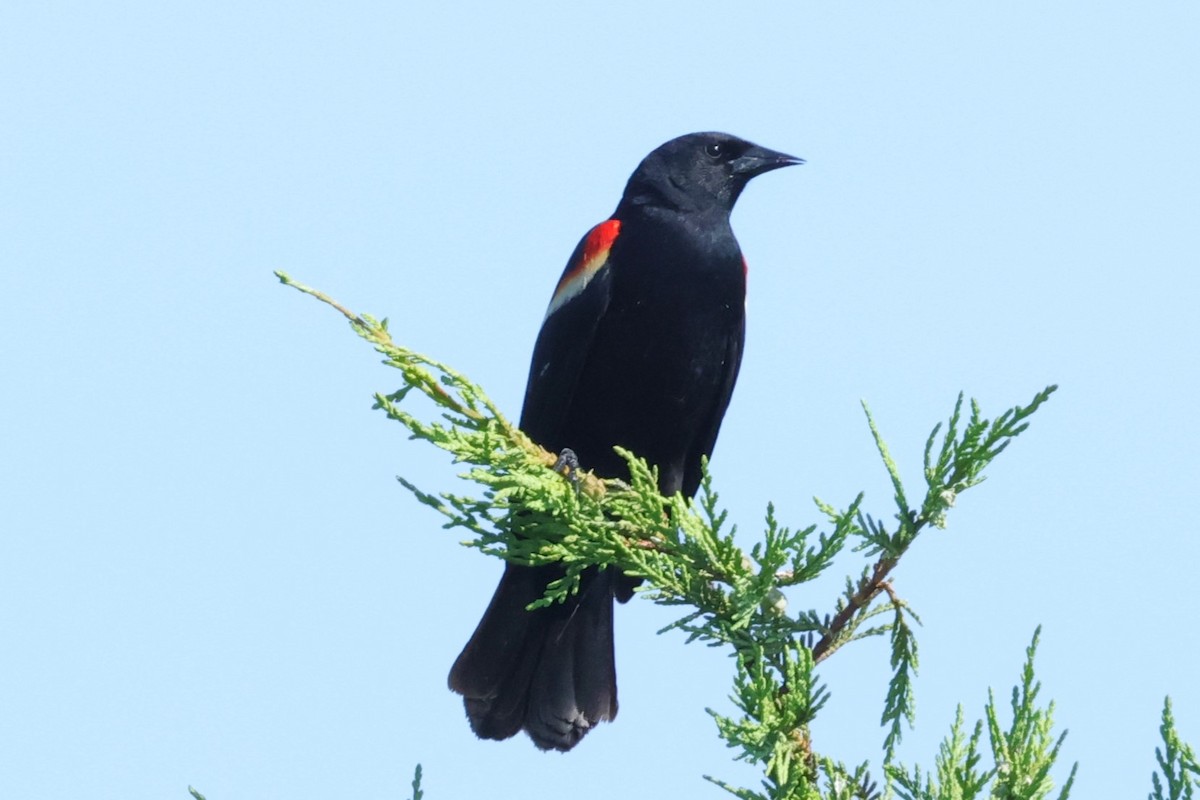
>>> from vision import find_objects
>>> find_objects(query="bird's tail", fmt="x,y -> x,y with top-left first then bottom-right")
448,563 -> 618,751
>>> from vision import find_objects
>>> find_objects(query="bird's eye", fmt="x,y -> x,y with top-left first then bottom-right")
704,142 -> 724,160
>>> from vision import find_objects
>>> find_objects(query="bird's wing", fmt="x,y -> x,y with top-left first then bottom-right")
518,219 -> 620,447
682,312 -> 745,497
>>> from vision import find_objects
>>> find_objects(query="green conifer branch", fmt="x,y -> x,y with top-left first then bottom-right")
409,764 -> 425,800
276,274 -> 1070,799
1151,697 -> 1200,800
888,629 -> 1076,800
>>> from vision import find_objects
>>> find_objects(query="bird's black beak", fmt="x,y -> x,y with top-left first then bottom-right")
731,146 -> 805,178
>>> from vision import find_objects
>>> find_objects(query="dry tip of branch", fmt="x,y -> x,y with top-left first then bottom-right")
275,270 -> 366,326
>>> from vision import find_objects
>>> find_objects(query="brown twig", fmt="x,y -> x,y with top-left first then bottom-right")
810,554 -> 898,663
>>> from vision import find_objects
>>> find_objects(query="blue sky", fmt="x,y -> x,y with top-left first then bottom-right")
3,2 -> 1198,798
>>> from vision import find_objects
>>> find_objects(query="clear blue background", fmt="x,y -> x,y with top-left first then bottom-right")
3,3 -> 1197,798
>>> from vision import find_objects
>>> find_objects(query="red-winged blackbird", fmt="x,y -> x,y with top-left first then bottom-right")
448,132 -> 802,751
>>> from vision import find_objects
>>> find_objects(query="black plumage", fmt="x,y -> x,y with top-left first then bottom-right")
448,132 -> 801,751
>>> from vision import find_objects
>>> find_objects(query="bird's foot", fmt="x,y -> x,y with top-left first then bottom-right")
552,448 -> 581,489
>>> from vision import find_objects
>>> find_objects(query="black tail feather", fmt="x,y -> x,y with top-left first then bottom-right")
448,564 -> 618,751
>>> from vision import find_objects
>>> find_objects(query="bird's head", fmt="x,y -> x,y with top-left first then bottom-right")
619,132 -> 803,215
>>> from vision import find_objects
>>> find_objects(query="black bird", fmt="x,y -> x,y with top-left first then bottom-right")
448,132 -> 801,751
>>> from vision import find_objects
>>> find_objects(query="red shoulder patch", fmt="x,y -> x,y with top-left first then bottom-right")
545,219 -> 621,318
